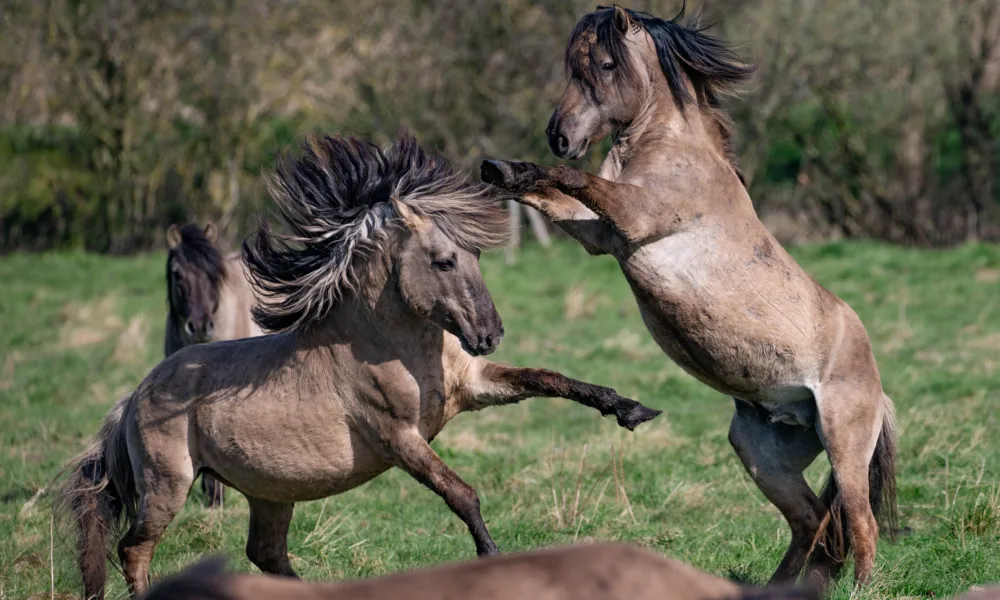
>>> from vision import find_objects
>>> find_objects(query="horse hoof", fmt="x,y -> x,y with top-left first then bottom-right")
481,159 -> 515,188
617,404 -> 662,430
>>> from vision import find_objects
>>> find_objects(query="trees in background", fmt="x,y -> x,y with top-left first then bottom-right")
1,0 -> 338,251
733,0 -> 1000,244
0,0 -> 998,251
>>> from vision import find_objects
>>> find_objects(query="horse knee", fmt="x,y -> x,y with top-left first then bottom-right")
446,481 -> 482,519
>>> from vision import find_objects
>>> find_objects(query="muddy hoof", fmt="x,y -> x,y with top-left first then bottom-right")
616,403 -> 662,431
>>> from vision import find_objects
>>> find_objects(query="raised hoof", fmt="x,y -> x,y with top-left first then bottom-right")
616,403 -> 663,431
480,159 -> 516,189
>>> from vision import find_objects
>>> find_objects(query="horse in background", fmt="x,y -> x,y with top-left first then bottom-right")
164,222 -> 264,506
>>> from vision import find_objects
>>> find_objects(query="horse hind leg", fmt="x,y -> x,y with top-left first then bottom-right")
118,460 -> 195,597
200,473 -> 226,508
728,399 -> 826,584
809,378 -> 891,585
245,497 -> 297,577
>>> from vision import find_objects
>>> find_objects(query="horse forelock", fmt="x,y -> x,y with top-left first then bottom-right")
243,130 -> 508,333
567,4 -> 753,186
166,225 -> 227,311
571,5 -> 754,104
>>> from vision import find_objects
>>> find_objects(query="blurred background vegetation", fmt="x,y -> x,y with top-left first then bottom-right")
1,0 -> 998,252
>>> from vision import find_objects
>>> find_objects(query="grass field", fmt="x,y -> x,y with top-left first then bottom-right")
1,240 -> 999,599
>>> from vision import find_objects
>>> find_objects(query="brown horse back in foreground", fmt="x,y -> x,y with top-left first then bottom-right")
60,132 -> 660,599
142,544 -> 821,600
482,4 -> 897,586
164,222 -> 265,506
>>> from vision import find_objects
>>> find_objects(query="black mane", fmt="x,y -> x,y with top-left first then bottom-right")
569,4 -> 755,108
167,224 -> 226,290
567,4 -> 755,184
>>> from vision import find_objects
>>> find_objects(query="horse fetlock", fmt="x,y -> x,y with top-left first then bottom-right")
476,539 -> 501,557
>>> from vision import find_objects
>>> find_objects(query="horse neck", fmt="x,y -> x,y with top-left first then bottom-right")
605,85 -> 735,185
302,270 -> 441,359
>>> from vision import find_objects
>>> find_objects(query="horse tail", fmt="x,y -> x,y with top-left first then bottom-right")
812,393 -> 899,576
143,557 -> 234,600
57,394 -> 138,600
869,395 -> 900,536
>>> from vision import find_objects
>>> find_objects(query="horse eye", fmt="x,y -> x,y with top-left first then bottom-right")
433,258 -> 456,271
601,61 -> 615,71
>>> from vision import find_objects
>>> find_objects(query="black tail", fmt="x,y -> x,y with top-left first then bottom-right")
810,396 -> 899,577
142,557 -> 233,600
57,397 -> 137,600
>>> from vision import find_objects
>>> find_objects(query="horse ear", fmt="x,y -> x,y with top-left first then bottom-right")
390,196 -> 424,230
203,222 -> 218,243
613,5 -> 632,34
166,225 -> 182,249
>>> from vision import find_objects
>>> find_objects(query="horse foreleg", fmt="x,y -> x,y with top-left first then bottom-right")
245,497 -> 297,577
516,188 -> 614,256
386,430 -> 499,557
481,159 -> 672,244
464,363 -> 661,431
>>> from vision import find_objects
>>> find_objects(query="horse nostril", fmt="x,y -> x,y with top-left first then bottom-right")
485,334 -> 493,348
557,134 -> 569,153
206,321 -> 215,337
184,320 -> 195,336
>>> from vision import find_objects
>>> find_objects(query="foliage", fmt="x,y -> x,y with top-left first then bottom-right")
0,0 -> 999,250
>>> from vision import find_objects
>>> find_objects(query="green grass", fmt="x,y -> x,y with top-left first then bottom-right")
1,241 -> 999,599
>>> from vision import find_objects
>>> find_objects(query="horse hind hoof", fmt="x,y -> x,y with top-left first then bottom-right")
618,404 -> 663,430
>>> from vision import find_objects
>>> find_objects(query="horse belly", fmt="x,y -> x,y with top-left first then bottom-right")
620,236 -> 812,397
198,400 -> 390,503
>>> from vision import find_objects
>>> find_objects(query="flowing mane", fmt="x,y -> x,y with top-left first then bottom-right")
167,224 -> 226,295
243,132 -> 508,333
568,4 -> 755,184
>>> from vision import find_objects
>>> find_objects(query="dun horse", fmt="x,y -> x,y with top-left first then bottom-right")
482,5 -> 897,586
164,222 -> 265,507
61,132 -> 660,599
143,544 -> 822,600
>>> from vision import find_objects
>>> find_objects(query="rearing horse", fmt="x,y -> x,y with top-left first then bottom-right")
483,4 -> 897,587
